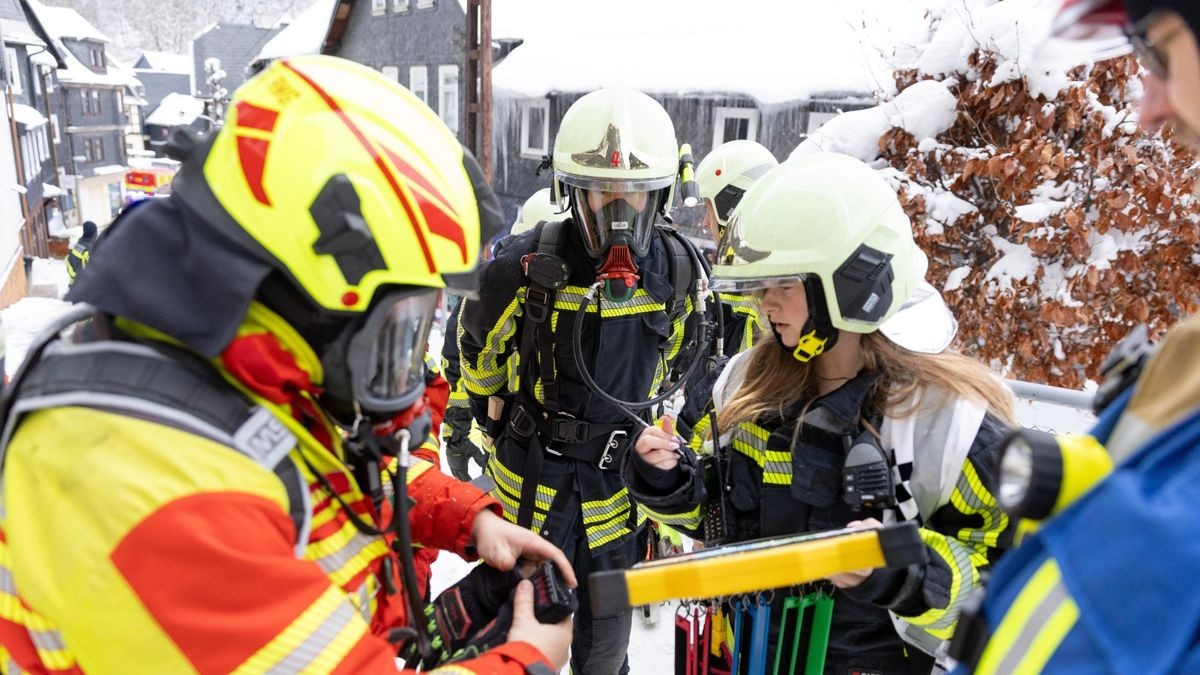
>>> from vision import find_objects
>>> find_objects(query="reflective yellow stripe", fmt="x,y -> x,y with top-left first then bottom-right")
581,488 -> 631,524
461,294 -> 521,395
687,415 -> 712,454
554,286 -> 665,317
949,461 -> 1009,566
640,503 -> 703,530
976,559 -> 1079,675
232,585 -> 366,674
731,423 -> 789,485
901,529 -> 979,639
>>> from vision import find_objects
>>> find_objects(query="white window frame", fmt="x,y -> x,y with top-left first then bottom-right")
519,98 -> 550,159
409,66 -> 428,105
5,48 -> 22,95
806,111 -> 838,134
416,0 -> 434,8
437,64 -> 459,133
372,0 -> 387,15
712,106 -> 759,148
32,64 -> 40,96
393,0 -> 409,12
49,113 -> 60,143
91,90 -> 102,115
381,66 -> 399,82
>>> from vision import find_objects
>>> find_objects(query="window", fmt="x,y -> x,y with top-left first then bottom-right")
20,135 -> 32,179
381,66 -> 399,82
81,89 -> 103,115
116,90 -> 124,111
32,65 -> 40,96
806,111 -> 838,134
372,0 -> 386,15
712,107 -> 759,148
49,113 -> 60,143
409,66 -> 427,104
393,0 -> 409,11
4,48 -> 21,94
416,0 -> 434,8
438,64 -> 458,133
520,98 -> 549,159
90,47 -> 104,69
83,137 -> 105,162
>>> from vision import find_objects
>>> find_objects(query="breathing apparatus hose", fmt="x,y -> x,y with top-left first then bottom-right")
570,234 -> 720,428
389,429 -> 434,660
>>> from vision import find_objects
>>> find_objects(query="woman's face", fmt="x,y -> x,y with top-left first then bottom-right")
1138,13 -> 1200,148
758,282 -> 809,347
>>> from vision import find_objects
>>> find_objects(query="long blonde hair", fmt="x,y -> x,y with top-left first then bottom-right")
718,331 -> 1015,432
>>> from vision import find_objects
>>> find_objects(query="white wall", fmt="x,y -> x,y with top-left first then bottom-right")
77,173 -> 122,227
0,102 -> 24,272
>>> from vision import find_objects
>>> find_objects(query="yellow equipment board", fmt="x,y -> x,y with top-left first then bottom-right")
589,523 -> 927,617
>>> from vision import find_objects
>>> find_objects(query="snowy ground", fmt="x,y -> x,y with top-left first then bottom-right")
0,259 -> 1092,673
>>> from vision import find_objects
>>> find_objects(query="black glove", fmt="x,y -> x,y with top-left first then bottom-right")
443,406 -> 489,481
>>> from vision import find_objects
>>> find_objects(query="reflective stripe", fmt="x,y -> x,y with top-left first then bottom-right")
730,423 -> 789,485
554,286 -> 665,317
487,458 -> 554,533
948,461 -> 1009,565
28,628 -> 65,653
461,294 -> 522,395
977,560 -> 1079,675
582,490 -> 635,550
489,455 -> 556,511
233,585 -> 364,674
581,488 -> 630,524
902,529 -> 979,639
640,502 -> 703,530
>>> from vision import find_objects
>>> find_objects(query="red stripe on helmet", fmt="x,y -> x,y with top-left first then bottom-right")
234,101 -> 280,132
236,136 -> 272,206
382,147 -> 468,263
279,59 -> 438,274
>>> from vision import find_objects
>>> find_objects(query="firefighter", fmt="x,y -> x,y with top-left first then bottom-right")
457,87 -> 705,673
629,154 -> 1016,673
0,56 -> 573,674
66,219 -> 97,285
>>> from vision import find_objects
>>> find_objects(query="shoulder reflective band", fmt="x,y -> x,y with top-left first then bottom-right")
588,522 -> 927,617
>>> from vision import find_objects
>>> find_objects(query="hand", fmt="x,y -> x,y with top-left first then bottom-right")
635,417 -> 682,471
507,580 -> 573,670
470,509 -> 578,587
829,518 -> 884,589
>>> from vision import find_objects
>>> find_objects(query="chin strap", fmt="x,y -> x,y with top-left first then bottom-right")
596,244 -> 640,303
773,277 -> 839,363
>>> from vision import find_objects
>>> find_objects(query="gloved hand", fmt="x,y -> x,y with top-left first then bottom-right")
408,563 -> 520,668
443,406 -> 489,480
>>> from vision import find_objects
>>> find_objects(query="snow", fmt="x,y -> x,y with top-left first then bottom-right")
145,93 -> 204,127
10,103 -> 46,130
26,0 -> 142,88
490,0 -> 935,104
41,182 -> 65,198
794,79 -> 959,162
984,237 -> 1037,291
91,165 -> 128,176
0,17 -> 45,46
943,266 -> 972,292
136,50 -> 193,74
912,0 -> 1073,100
1014,200 -> 1066,223
253,0 -> 338,64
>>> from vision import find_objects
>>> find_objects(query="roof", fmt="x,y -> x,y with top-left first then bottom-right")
30,1 -> 109,42
134,50 -> 192,74
144,92 -> 204,127
487,0 -> 932,104
91,164 -> 128,176
11,102 -> 45,128
1,16 -> 44,45
25,0 -> 139,87
253,0 -> 337,65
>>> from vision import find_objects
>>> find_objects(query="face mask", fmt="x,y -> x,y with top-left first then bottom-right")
320,288 -> 439,423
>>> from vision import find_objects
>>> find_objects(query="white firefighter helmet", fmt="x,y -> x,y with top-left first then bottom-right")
713,153 -> 921,341
512,188 -> 562,236
695,140 -> 778,231
552,87 -> 678,257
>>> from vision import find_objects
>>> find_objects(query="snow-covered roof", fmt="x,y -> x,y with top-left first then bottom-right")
1,17 -> 45,46
11,103 -> 46,130
41,182 -> 65,198
136,50 -> 193,74
91,165 -> 127,176
145,93 -> 204,127
488,0 -> 933,104
253,0 -> 338,64
31,2 -> 110,43
23,0 -> 141,88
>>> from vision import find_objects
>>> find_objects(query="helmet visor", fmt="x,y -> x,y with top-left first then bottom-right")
709,210 -> 787,291
348,288 -> 439,415
568,185 -> 663,257
1042,0 -> 1132,65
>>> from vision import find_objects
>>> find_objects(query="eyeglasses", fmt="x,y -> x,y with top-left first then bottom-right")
1124,11 -> 1187,79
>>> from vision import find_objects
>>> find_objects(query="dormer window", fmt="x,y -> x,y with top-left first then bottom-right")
89,47 -> 104,68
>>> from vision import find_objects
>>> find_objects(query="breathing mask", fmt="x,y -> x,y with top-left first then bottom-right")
567,185 -> 665,302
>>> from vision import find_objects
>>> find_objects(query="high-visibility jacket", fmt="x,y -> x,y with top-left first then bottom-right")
0,303 -> 552,674
631,350 -> 1014,666
717,291 -> 763,357
957,314 -> 1200,675
65,238 -> 93,284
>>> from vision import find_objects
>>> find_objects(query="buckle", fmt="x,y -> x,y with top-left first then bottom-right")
525,287 -> 551,323
551,416 -> 589,445
598,430 -> 628,470
508,405 -> 537,438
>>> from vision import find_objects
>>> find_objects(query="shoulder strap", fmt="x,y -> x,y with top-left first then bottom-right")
517,219 -> 570,413
1,334 -> 311,554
